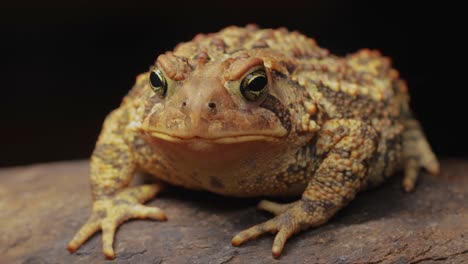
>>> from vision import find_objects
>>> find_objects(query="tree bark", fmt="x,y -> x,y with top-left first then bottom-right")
0,160 -> 467,264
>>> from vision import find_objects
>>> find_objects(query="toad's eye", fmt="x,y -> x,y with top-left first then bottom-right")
149,68 -> 167,96
240,69 -> 268,101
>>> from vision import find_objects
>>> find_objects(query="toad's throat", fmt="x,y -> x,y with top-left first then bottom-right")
148,131 -> 283,144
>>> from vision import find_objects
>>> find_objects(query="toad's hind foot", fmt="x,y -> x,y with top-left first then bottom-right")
67,184 -> 166,260
402,119 -> 440,192
232,200 -> 329,258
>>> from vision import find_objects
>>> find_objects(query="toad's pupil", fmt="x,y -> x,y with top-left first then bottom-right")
248,75 -> 267,91
150,71 -> 162,88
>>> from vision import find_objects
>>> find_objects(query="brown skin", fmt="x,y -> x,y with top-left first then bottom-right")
67,25 -> 439,259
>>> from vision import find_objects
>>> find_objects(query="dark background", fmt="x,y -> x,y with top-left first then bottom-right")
0,1 -> 464,167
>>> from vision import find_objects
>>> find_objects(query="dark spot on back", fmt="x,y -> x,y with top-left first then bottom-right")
284,61 -> 297,74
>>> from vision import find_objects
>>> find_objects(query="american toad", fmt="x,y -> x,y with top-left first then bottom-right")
67,25 -> 439,259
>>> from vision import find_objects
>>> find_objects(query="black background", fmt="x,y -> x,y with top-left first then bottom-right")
0,1 -> 464,167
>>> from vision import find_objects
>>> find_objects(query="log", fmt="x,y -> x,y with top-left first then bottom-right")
1,160 -> 467,264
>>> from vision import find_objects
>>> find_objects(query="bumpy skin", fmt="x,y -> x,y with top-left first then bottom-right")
67,25 -> 439,259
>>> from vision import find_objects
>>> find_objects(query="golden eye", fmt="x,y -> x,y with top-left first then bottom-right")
149,68 -> 167,96
240,69 -> 268,101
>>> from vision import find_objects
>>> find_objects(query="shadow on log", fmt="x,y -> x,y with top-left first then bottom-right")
0,160 -> 467,263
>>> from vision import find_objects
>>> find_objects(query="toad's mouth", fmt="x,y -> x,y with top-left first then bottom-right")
147,131 -> 283,144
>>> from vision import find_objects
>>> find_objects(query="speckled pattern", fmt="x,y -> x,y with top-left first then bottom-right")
67,25 -> 439,259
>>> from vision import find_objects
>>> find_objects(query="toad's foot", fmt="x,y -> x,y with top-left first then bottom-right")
402,119 -> 440,192
232,200 -> 328,259
67,184 -> 166,260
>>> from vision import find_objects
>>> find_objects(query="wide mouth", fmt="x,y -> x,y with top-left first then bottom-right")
148,131 -> 282,144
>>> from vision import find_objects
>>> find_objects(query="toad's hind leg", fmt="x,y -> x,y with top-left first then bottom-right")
232,119 -> 377,258
402,118 -> 439,191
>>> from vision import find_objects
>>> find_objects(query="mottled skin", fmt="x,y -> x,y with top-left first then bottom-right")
67,25 -> 439,259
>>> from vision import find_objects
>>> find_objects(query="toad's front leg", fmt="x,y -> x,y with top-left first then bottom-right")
67,109 -> 167,259
67,184 -> 165,259
232,119 -> 377,258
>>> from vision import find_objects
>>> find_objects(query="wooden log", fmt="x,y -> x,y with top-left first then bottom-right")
1,160 -> 467,263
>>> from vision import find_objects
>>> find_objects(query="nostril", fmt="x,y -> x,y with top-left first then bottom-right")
182,101 -> 187,107
208,102 -> 216,109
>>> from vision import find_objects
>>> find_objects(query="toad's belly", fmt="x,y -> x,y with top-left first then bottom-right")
144,164 -> 309,197
134,137 -> 310,197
